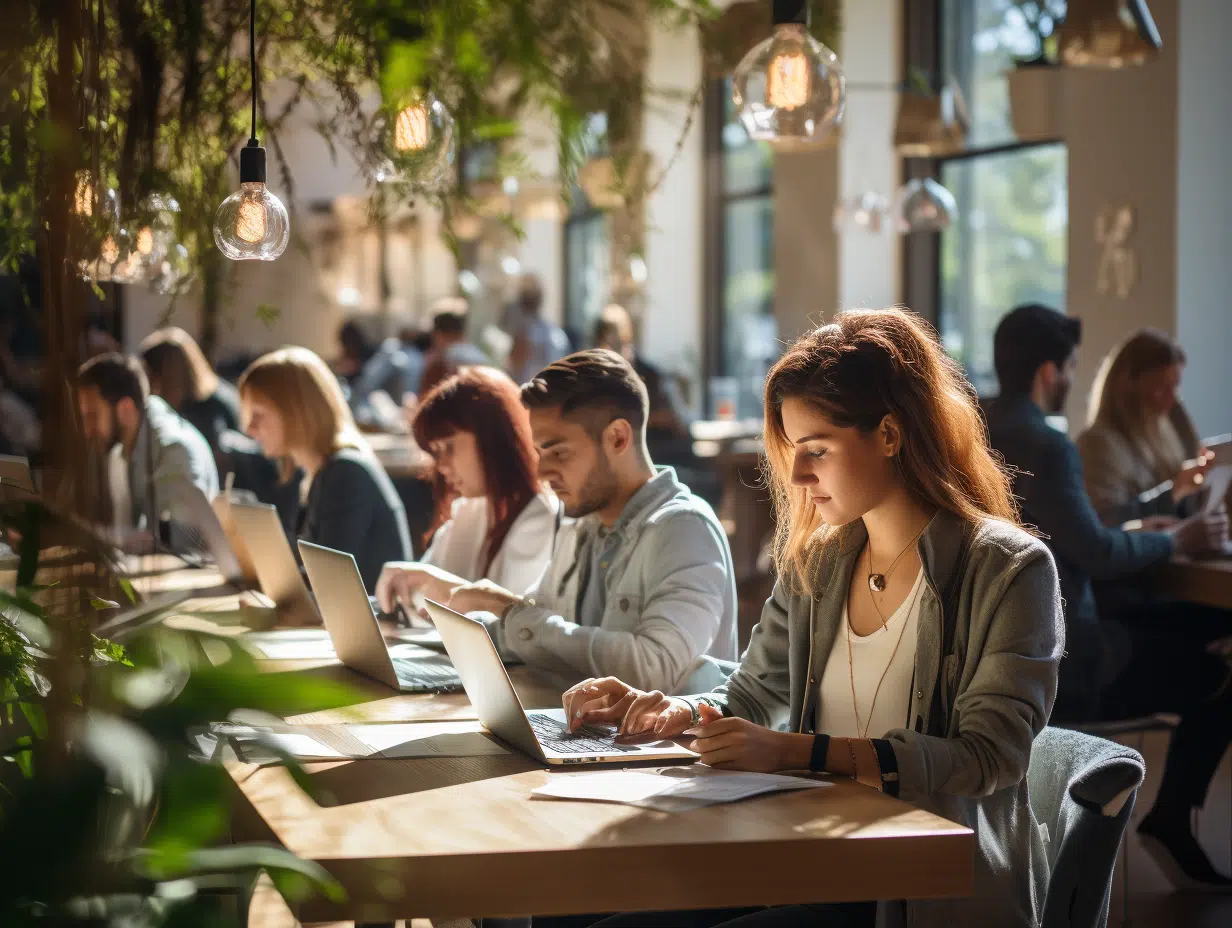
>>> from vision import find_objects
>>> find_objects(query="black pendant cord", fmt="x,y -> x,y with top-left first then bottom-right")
249,0 -> 258,144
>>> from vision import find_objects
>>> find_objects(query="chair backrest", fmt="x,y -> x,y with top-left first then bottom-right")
1027,727 -> 1145,928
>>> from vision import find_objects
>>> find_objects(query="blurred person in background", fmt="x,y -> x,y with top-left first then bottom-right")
418,297 -> 489,398
507,273 -> 570,384
1077,328 -> 1213,526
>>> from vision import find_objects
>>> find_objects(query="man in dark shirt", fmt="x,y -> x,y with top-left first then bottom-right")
984,304 -> 1231,888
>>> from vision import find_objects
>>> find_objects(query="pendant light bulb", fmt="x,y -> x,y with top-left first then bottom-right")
893,178 -> 957,234
383,92 -> 455,188
74,172 -> 94,217
732,0 -> 845,150
213,0 -> 290,261
136,227 -> 154,255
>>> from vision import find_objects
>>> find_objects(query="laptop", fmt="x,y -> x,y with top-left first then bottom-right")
298,540 -> 462,693
423,598 -> 697,766
230,501 -> 319,625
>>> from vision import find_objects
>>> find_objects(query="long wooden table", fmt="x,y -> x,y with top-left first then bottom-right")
1156,556 -> 1232,610
150,566 -> 974,923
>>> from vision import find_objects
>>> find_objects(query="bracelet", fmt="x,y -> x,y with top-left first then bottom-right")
809,733 -> 830,773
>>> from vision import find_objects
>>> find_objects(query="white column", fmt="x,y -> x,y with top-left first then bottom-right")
641,21 -> 705,401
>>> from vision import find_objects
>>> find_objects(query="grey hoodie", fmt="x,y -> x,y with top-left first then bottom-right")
683,510 -> 1065,928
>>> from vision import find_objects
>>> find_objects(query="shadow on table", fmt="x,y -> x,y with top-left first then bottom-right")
305,752 -> 541,807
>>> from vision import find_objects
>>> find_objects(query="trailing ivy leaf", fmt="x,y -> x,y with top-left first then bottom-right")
255,303 -> 281,328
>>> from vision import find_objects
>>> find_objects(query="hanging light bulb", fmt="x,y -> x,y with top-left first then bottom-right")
74,171 -> 95,217
150,244 -> 192,295
213,0 -> 290,261
894,178 -> 957,234
100,235 -> 119,266
1058,0 -> 1161,68
894,81 -> 969,158
385,91 -> 455,188
731,0 -> 845,150
136,226 -> 154,255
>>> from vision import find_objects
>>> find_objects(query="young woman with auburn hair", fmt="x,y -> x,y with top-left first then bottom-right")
558,309 -> 1064,928
375,366 -> 558,612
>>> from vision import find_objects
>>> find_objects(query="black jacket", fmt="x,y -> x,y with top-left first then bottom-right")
298,448 -> 412,592
984,394 -> 1174,715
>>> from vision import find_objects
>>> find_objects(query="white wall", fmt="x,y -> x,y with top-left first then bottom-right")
838,0 -> 901,312
640,22 -> 706,395
1176,0 -> 1232,436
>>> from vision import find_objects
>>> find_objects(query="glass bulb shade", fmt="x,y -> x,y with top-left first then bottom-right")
732,23 -> 845,150
213,182 -> 289,261
386,93 -> 455,188
1058,0 -> 1161,68
150,243 -> 192,295
894,178 -> 957,234
107,229 -> 146,284
100,235 -> 119,265
852,192 -> 890,233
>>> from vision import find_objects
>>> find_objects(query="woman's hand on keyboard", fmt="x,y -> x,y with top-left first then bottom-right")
619,690 -> 693,738
562,677 -> 643,732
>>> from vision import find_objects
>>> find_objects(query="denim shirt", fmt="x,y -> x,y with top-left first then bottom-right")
490,467 -> 738,693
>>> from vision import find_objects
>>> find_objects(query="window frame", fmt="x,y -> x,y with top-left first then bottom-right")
702,77 -> 774,417
901,0 -> 1066,332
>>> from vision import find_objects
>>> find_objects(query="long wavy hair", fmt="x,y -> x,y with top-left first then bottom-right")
764,309 -> 1019,591
412,366 -> 540,574
1086,328 -> 1199,482
237,347 -> 368,481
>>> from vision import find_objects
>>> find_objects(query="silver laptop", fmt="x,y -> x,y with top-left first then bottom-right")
298,540 -> 462,693
423,599 -> 696,766
230,501 -> 319,624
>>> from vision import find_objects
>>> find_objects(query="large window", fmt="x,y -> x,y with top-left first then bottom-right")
704,78 -> 775,419
563,114 -> 611,345
908,0 -> 1068,395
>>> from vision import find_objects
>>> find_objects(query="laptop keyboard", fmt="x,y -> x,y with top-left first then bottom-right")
526,711 -> 638,754
391,656 -> 464,694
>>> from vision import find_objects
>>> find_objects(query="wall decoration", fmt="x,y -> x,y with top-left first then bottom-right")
1095,204 -> 1139,299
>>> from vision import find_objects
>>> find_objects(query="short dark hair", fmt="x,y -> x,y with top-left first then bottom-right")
993,304 -> 1083,395
521,348 -> 648,436
78,352 -> 149,409
430,297 -> 469,337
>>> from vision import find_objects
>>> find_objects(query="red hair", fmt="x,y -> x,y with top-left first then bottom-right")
412,367 -> 540,574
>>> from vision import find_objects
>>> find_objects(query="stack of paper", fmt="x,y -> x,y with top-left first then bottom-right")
531,767 -> 828,812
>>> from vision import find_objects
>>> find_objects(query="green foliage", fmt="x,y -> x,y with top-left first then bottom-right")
0,501 -> 362,926
2,0 -> 718,285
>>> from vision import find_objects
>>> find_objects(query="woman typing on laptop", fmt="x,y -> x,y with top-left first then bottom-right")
557,310 -> 1064,928
238,347 -> 411,592
375,366 -> 558,614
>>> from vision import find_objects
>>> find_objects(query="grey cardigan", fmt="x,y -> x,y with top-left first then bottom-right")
684,511 -> 1065,928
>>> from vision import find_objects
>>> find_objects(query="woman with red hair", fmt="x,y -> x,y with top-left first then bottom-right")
376,366 -> 558,612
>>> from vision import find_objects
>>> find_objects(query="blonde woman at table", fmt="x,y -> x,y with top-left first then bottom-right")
238,347 -> 411,593
558,310 -> 1064,928
1077,328 -> 1215,527
375,366 -> 558,614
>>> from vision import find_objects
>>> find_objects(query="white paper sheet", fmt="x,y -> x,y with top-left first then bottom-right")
243,629 -> 337,660
531,768 -> 828,811
345,722 -> 509,758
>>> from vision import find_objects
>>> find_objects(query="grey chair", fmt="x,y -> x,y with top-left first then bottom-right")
1028,727 -> 1146,928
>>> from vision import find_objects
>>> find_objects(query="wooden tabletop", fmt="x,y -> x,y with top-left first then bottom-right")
147,567 -> 973,921
1157,555 -> 1232,610
229,746 -> 972,923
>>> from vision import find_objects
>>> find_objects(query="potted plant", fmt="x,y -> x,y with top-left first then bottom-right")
1005,0 -> 1067,142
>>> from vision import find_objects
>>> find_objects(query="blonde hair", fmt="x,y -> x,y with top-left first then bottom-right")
140,326 -> 219,407
237,347 -> 367,477
1087,328 -> 1199,481
764,309 -> 1019,592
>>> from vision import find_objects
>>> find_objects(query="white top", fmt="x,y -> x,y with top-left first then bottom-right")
422,490 -> 558,595
108,445 -> 132,531
817,568 -> 924,740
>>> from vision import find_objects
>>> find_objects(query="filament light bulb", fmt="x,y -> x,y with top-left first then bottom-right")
767,51 -> 810,110
213,142 -> 290,261
100,236 -> 119,264
395,104 -> 431,152
732,6 -> 845,150
75,173 -> 94,217
136,226 -> 154,255
236,198 -> 267,244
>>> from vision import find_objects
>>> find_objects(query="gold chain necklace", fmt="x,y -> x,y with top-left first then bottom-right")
866,524 -> 927,595
847,574 -> 924,740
